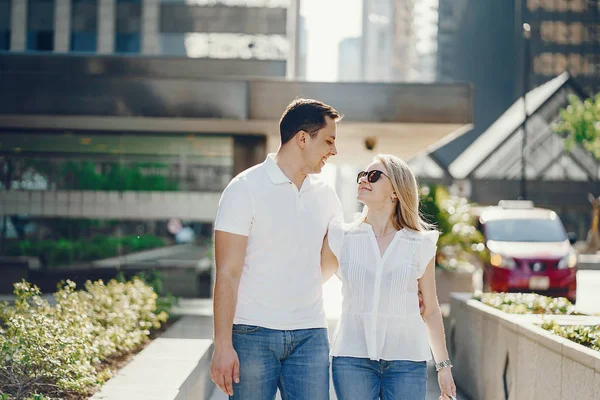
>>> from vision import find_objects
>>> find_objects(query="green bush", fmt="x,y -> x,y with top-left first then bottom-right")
6,235 -> 167,268
62,161 -> 179,192
475,292 -> 579,315
117,270 -> 179,317
420,185 -> 486,271
542,321 -> 600,351
0,278 -> 168,399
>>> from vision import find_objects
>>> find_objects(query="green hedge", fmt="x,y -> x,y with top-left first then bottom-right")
475,292 -> 579,315
542,321 -> 600,352
0,278 -> 169,399
4,235 -> 167,268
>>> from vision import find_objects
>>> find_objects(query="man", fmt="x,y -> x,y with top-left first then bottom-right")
210,98 -> 343,399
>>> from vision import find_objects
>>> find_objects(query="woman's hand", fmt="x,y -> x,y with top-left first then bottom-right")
438,368 -> 457,400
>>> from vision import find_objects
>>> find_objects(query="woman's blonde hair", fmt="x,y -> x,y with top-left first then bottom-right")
362,154 -> 435,232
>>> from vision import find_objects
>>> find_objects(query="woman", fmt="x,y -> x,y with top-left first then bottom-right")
322,154 -> 457,400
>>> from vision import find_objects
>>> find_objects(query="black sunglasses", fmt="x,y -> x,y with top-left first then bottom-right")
357,170 -> 389,183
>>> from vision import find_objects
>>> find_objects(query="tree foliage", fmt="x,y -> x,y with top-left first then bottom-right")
420,185 -> 486,271
553,93 -> 600,159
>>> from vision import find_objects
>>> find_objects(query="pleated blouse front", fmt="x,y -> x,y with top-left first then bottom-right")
328,221 -> 438,361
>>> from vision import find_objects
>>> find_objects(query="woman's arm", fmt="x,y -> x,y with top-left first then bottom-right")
321,233 -> 339,283
418,258 -> 448,361
418,258 -> 457,399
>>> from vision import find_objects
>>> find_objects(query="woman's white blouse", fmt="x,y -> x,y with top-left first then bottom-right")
328,220 -> 438,362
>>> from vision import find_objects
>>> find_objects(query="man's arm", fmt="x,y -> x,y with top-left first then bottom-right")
321,233 -> 339,283
322,191 -> 343,282
210,230 -> 248,396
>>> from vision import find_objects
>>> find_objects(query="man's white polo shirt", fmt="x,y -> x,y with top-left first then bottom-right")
214,154 -> 342,330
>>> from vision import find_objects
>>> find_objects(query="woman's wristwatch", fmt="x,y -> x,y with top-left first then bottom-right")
435,359 -> 453,371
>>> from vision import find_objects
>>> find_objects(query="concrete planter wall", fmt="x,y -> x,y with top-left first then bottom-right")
448,293 -> 600,400
92,316 -> 215,400
435,268 -> 474,304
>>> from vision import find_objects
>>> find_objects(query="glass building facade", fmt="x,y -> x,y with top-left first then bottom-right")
0,0 -> 286,296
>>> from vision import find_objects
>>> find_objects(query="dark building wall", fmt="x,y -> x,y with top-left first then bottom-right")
435,0 -> 519,167
522,0 -> 600,96
435,0 -> 600,167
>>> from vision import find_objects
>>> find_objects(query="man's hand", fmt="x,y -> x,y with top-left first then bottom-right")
210,344 -> 240,396
211,230 -> 246,396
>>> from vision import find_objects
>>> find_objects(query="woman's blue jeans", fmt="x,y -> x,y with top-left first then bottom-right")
332,356 -> 427,400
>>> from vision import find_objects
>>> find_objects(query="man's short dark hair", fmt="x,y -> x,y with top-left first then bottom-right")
279,99 -> 342,145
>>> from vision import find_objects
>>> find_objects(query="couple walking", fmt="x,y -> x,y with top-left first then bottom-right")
210,99 -> 457,400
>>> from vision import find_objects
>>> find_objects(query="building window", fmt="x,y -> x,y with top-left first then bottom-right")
0,32 -> 9,50
71,0 -> 98,52
27,31 -> 53,51
0,0 -> 10,51
115,0 -> 141,53
115,33 -> 140,53
27,0 -> 55,51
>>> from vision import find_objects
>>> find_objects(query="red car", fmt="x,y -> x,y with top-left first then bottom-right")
478,201 -> 577,302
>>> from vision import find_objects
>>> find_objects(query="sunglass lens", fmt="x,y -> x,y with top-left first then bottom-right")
357,171 -> 366,183
367,170 -> 382,183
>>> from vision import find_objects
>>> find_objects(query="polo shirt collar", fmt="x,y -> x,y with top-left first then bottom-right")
265,154 -> 292,185
264,154 -> 313,190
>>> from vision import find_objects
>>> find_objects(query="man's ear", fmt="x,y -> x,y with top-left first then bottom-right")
296,130 -> 307,150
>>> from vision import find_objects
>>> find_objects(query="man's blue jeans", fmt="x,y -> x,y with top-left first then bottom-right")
230,324 -> 330,400
332,356 -> 427,400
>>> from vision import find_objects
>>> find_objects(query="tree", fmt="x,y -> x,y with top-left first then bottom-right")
553,93 -> 600,159
420,185 -> 486,271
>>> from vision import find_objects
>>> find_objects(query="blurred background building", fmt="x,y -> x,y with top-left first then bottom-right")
2,0 -> 599,295
337,36 -> 360,81
0,0 -> 473,294
411,0 -> 600,240
1,0 -> 290,57
357,0 -> 438,82
434,0 -> 600,167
